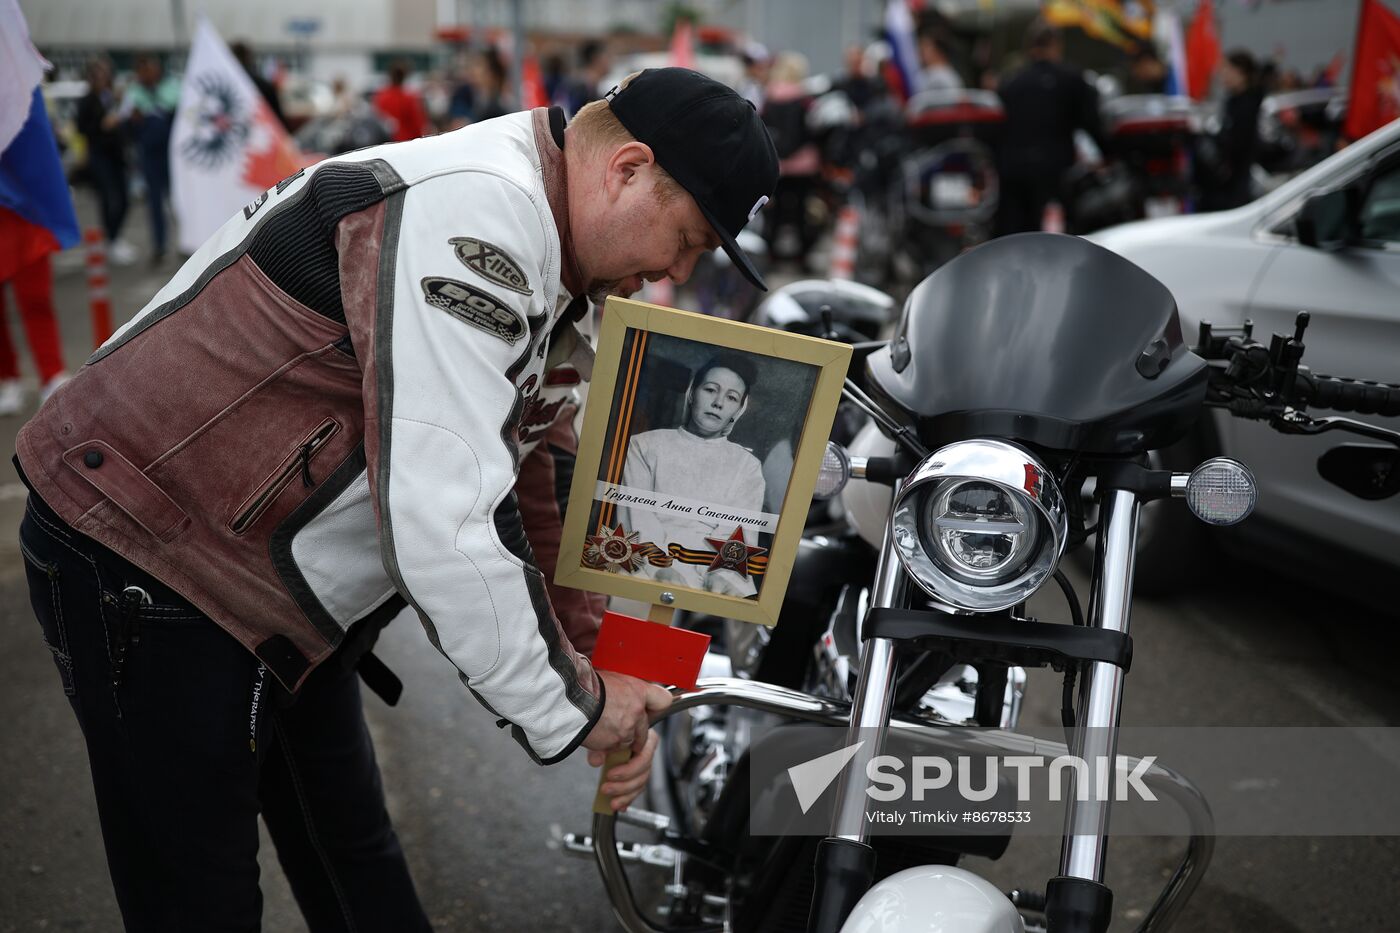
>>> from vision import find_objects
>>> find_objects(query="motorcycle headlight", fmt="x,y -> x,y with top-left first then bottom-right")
891,439 -> 1067,612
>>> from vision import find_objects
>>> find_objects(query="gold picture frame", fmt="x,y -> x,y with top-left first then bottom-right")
555,296 -> 851,627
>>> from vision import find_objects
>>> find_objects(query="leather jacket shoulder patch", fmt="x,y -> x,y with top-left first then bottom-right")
449,237 -> 533,296
420,276 -> 527,344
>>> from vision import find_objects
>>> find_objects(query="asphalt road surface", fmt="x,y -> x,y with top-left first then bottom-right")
2,194 -> 1398,931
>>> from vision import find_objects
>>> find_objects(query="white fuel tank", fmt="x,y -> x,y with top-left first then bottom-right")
840,865 -> 1024,933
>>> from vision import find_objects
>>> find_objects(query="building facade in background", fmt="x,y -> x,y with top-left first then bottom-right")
22,0 -> 869,90
22,0 -> 1382,116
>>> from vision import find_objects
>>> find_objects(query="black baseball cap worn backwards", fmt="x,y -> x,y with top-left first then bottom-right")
605,67 -> 779,291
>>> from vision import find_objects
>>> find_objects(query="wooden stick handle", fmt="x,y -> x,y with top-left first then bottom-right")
592,747 -> 635,814
592,603 -> 676,814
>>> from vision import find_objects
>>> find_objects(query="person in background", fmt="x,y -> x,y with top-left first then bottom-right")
994,21 -> 1102,236
419,69 -> 452,130
468,47 -> 514,123
835,43 -> 881,111
739,42 -> 771,110
230,40 -> 287,130
542,53 -> 568,109
560,39 -> 612,116
446,55 -> 476,128
916,22 -> 962,93
761,52 -> 822,272
122,53 -> 180,264
1259,60 -> 1277,94
373,60 -> 430,142
1126,44 -> 1168,95
1200,49 -> 1263,210
0,207 -> 69,415
330,75 -> 358,118
76,57 -> 134,265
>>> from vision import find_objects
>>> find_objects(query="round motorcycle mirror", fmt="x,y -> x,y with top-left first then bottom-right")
813,441 -> 852,500
1182,458 -> 1257,525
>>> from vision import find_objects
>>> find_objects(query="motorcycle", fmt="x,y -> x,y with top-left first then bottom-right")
1067,94 -> 1200,234
563,233 -> 1400,932
1255,89 -> 1347,178
848,89 -> 1004,286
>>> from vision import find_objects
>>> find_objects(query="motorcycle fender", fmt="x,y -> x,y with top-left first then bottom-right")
842,865 -> 1024,933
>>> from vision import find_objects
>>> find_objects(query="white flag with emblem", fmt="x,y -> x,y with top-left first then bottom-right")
170,17 -> 312,253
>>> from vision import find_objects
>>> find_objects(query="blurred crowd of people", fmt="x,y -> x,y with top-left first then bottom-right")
362,41 -> 616,138
45,17 -> 1339,297
738,12 -> 1319,277
74,53 -> 182,265
70,44 -> 290,267
56,37 -> 625,267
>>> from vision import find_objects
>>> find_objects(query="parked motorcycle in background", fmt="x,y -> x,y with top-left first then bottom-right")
845,89 -> 1003,286
1066,94 -> 1200,234
561,233 -> 1400,932
1253,87 -> 1348,193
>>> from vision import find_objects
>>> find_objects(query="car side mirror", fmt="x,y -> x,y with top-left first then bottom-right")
1295,187 -> 1357,250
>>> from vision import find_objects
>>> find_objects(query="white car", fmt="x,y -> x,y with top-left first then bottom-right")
1090,120 -> 1400,599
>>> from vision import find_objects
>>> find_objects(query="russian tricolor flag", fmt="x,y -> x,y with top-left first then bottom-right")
884,0 -> 921,103
0,0 -> 79,253
1154,7 -> 1190,98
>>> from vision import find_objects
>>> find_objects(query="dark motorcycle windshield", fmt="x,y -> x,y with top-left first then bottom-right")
867,233 -> 1208,455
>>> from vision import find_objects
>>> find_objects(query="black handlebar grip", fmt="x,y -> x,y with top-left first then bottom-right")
863,449 -> 922,485
863,456 -> 905,485
1305,373 -> 1400,418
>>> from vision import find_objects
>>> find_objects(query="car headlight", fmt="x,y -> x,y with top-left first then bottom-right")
891,439 -> 1067,612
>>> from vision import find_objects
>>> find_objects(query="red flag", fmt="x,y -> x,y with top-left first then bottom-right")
1185,0 -> 1220,100
670,17 -> 696,70
520,53 -> 549,109
1345,0 -> 1400,139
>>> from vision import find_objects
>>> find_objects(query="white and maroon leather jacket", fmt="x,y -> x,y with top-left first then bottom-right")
17,108 -> 608,763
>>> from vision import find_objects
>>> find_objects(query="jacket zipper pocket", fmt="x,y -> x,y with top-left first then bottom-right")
229,419 -> 340,535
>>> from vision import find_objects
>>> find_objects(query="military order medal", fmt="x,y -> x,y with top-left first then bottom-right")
704,526 -> 767,579
583,524 -> 648,573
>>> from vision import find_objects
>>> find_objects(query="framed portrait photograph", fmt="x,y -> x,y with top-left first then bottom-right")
556,297 -> 851,627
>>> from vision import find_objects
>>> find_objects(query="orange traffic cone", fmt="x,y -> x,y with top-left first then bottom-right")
829,204 -> 859,280
85,228 -> 114,346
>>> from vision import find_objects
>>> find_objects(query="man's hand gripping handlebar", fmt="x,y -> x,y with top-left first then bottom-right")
583,670 -> 673,812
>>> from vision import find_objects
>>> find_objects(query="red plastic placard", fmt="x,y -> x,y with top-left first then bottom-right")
590,610 -> 711,690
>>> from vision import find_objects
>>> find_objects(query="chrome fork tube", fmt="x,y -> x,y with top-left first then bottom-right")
1058,488 -> 1141,882
829,521 -> 909,842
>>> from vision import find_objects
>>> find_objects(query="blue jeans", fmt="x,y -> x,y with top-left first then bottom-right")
19,489 -> 432,932
87,151 -> 129,244
135,117 -> 171,254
